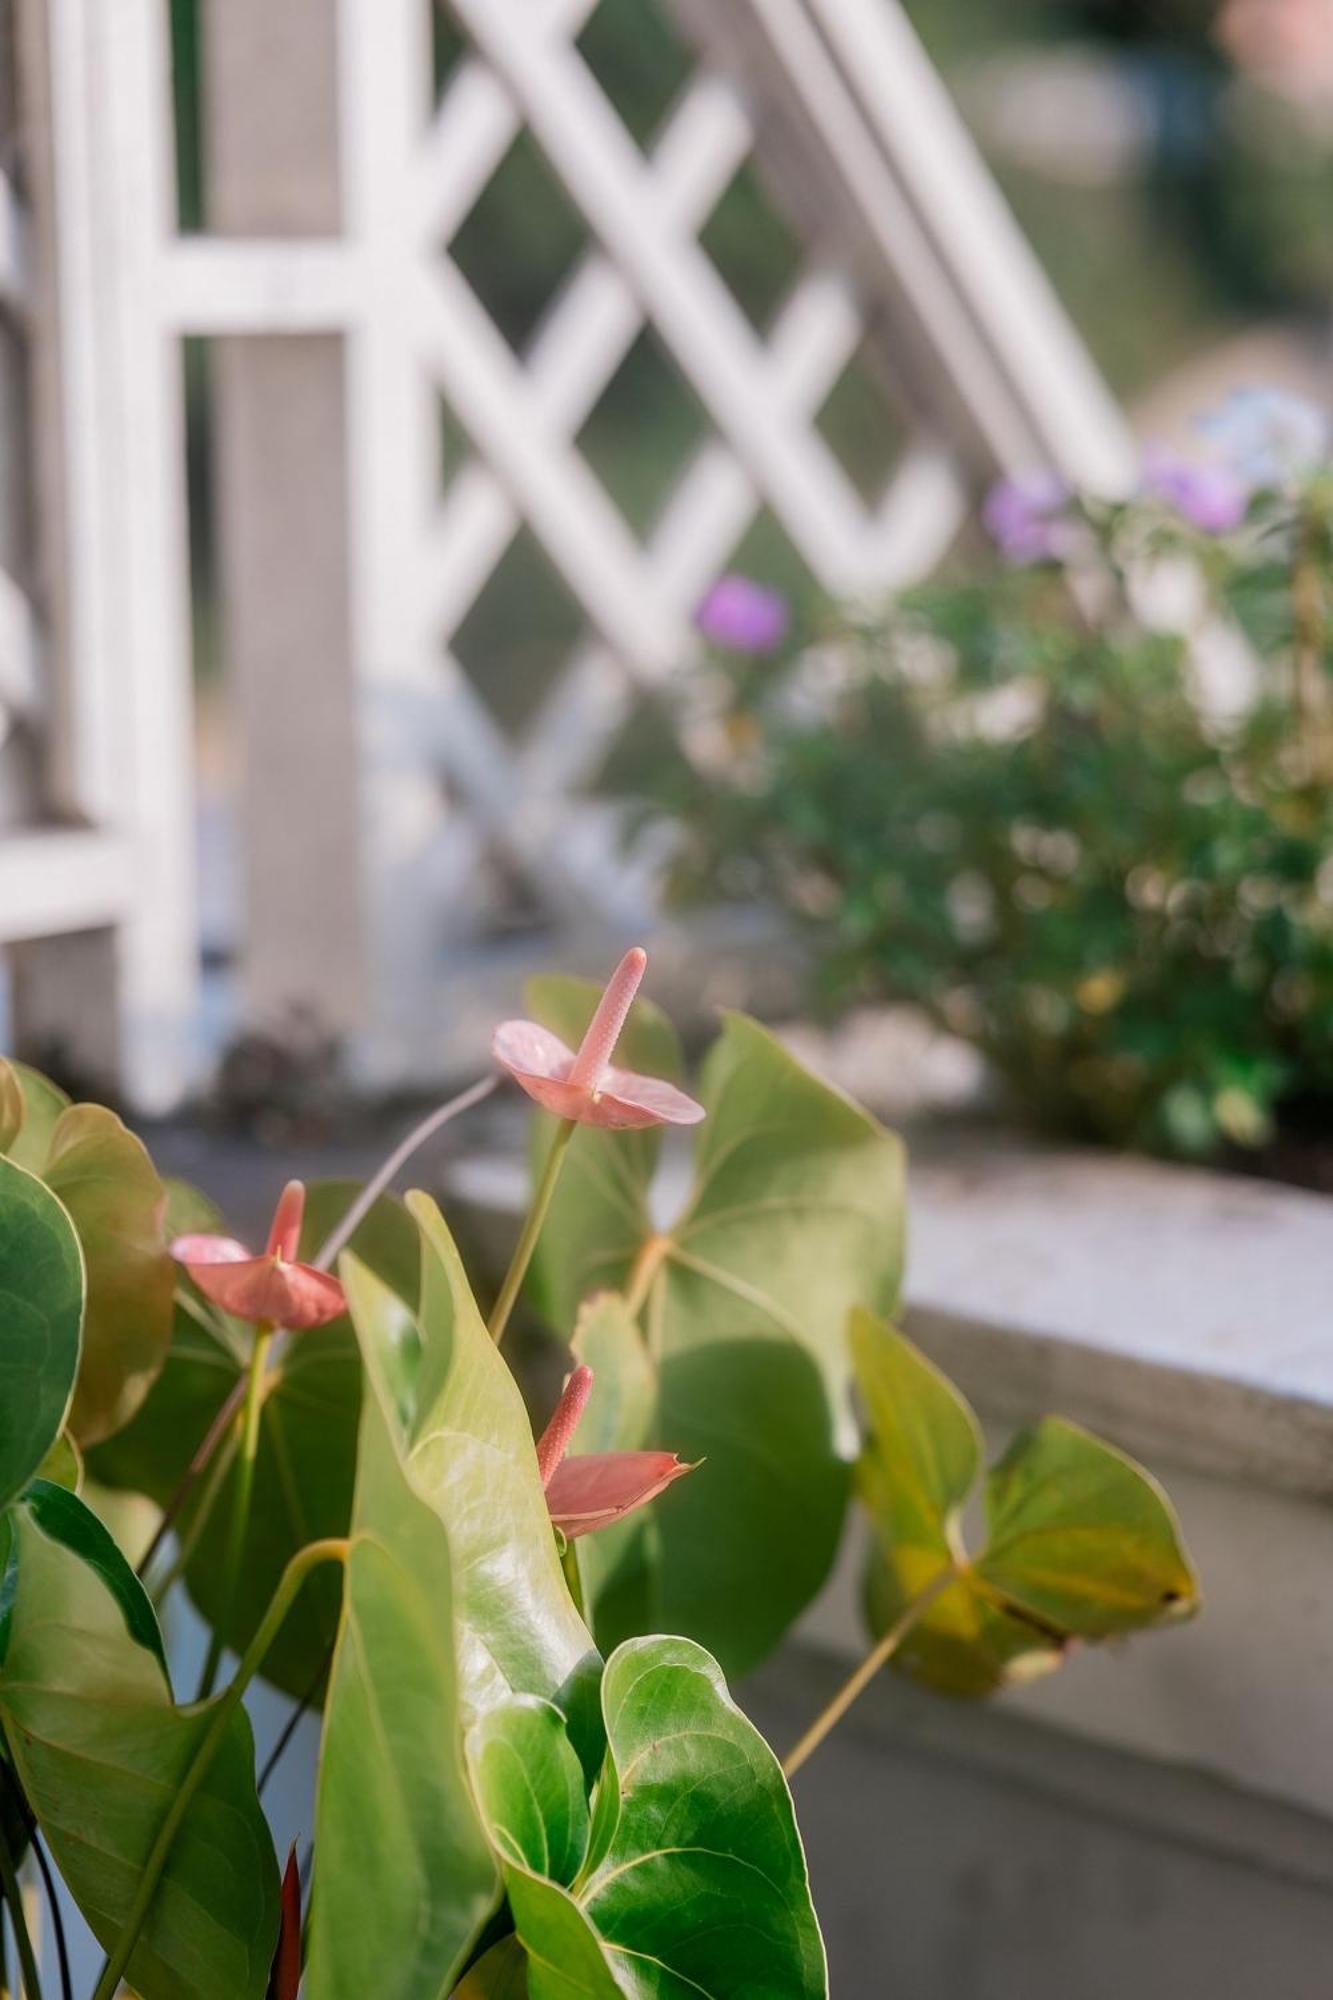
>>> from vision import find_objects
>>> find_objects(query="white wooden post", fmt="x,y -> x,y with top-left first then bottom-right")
203,0 -> 369,1040
7,0 -> 197,1110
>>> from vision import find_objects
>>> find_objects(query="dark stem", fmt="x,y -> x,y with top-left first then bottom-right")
0,1767 -> 69,2000
257,1645 -> 333,1799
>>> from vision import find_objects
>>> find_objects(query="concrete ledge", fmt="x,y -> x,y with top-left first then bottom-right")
904,1135 -> 1333,1501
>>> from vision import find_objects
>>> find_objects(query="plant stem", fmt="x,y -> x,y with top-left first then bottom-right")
623,1232 -> 670,1319
782,1568 -> 956,1780
136,1372 -> 246,1582
559,1538 -> 585,1618
139,1076 -> 497,1589
488,1119 -> 577,1345
91,1538 -> 348,2000
0,1820 -> 40,2000
147,1431 -> 237,1610
311,1075 -> 498,1272
257,1644 -> 333,1799
195,1322 -> 274,1700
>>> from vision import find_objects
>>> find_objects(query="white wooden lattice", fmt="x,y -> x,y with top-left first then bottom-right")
10,0 -> 1139,1099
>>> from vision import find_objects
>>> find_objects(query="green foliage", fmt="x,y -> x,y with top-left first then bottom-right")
528,989 -> 902,1673
652,483 -> 1333,1162
853,1313 -> 1198,1696
308,1193 -> 601,1998
1,1058 -> 175,1442
469,1636 -> 827,1999
0,1154 -> 84,1511
0,996 -> 1200,1998
91,1180 -> 413,1696
0,1481 -> 278,1998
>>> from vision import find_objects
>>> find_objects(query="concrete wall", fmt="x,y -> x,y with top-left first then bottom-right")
749,1644 -> 1333,2000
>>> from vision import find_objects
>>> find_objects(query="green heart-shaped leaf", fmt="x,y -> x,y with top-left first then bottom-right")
527,997 -> 903,1675
468,1635 -> 827,1999
0,1481 -> 278,1999
307,1193 -> 600,1999
0,1154 -> 84,1511
853,1313 -> 1199,1697
37,1104 -> 174,1446
91,1179 -> 416,1696
977,1416 -> 1198,1635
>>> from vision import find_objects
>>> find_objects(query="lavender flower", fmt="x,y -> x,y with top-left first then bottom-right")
1199,388 -> 1330,488
982,473 -> 1071,564
696,574 -> 790,656
1143,448 -> 1250,534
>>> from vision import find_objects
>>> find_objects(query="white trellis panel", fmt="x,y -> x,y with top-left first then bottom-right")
5,0 -> 1142,1099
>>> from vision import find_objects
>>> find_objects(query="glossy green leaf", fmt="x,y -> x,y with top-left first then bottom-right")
306,1360 -> 497,2000
397,1193 -> 598,1731
3,1062 -> 70,1172
977,1417 -> 1198,1635
37,1104 -> 175,1446
854,1315 -> 1199,1697
91,1180 -> 416,1696
470,1697 -> 589,1888
852,1307 -> 1050,1696
528,1003 -> 901,1674
0,1482 -> 278,1999
469,1636 -> 827,1999
308,1193 -> 600,2000
0,1154 -> 84,1511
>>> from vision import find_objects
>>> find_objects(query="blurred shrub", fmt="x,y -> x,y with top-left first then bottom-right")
651,409 -> 1333,1161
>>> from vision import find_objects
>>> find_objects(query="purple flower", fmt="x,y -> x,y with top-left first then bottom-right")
696,574 -> 790,656
1198,388 -> 1330,487
982,473 -> 1071,564
1143,448 -> 1249,534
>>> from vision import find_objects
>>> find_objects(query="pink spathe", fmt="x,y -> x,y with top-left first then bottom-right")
492,946 -> 705,1129
172,1178 -> 347,1331
537,1359 -> 694,1540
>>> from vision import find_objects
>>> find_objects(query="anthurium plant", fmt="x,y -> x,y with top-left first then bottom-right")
0,950 -> 1198,1998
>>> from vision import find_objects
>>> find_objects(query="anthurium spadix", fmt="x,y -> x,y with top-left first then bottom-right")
536,1361 -> 694,1539
171,1178 -> 346,1331
493,946 -> 704,1130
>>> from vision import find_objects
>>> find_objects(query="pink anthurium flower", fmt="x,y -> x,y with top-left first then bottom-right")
492,946 -> 704,1130
537,1363 -> 694,1540
171,1179 -> 346,1331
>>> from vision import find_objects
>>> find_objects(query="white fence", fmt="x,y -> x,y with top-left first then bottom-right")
1,0 -> 1135,1109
